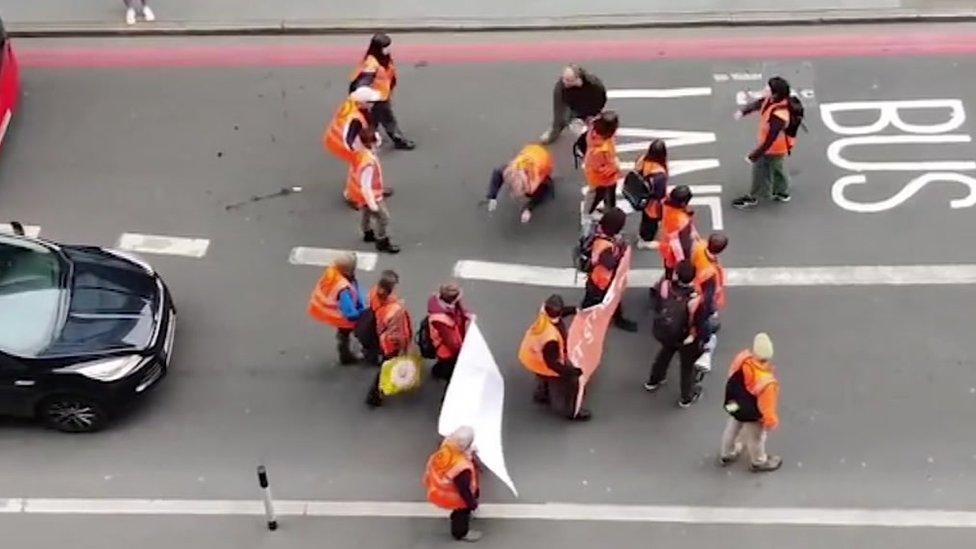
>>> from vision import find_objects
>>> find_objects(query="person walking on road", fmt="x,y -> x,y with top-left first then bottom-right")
364,270 -> 413,408
345,128 -> 401,254
485,143 -> 555,224
581,207 -> 638,332
732,77 -> 795,209
424,426 -> 482,542
645,261 -> 709,408
124,0 -> 155,25
720,333 -> 783,472
519,295 -> 592,421
540,65 -> 607,148
307,253 -> 366,365
427,283 -> 473,386
689,233 -> 729,380
584,111 -> 622,216
349,33 -> 416,150
659,185 -> 700,284
634,139 -> 670,250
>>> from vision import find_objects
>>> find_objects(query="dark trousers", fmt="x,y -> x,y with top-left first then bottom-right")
587,186 -> 616,214
639,212 -> 660,242
371,101 -> 406,142
365,352 -> 394,406
535,375 -> 580,419
450,509 -> 472,539
648,342 -> 703,401
582,285 -> 626,321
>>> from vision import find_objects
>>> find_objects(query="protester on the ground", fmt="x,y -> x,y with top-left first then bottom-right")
540,65 -> 607,146
732,77 -> 795,209
364,270 -> 413,408
427,283 -> 473,385
519,295 -> 591,421
659,185 -> 699,283
424,426 -> 483,541
307,253 -> 366,365
645,261 -> 710,408
634,139 -> 670,250
720,333 -> 783,472
124,0 -> 155,25
581,207 -> 638,332
584,111 -> 621,216
349,33 -> 415,150
344,128 -> 400,254
485,143 -> 555,224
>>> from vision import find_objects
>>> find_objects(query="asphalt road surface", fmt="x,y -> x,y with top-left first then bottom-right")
1,26 -> 976,547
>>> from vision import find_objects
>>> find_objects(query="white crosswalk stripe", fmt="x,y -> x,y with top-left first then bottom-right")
0,223 -> 41,238
288,247 -> 378,271
117,233 -> 210,258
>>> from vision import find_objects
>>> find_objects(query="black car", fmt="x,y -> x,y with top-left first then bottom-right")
0,224 -> 175,432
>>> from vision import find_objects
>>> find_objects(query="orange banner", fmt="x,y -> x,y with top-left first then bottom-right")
567,247 -> 632,415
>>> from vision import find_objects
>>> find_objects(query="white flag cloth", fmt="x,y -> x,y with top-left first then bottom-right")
438,321 -> 518,497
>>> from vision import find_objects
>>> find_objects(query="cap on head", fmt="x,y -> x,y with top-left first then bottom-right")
544,294 -> 564,317
768,76 -> 790,100
447,425 -> 475,451
753,332 -> 774,360
599,207 -> 627,236
669,185 -> 692,206
707,232 -> 729,255
350,86 -> 382,104
676,260 -> 696,284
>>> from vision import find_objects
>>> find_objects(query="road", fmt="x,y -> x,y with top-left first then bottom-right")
2,25 -> 976,547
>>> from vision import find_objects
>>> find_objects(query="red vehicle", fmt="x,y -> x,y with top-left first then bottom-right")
0,17 -> 20,150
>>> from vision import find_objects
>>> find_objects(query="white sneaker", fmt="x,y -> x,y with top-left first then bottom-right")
520,209 -> 532,224
636,239 -> 659,250
539,130 -> 552,143
125,8 -> 137,25
142,6 -> 155,21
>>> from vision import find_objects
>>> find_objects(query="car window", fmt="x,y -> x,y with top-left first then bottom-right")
0,237 -> 67,357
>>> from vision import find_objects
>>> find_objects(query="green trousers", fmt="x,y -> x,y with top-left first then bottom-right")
749,154 -> 790,199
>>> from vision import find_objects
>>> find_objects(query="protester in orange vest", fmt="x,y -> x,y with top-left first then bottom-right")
720,333 -> 782,472
307,252 -> 367,365
364,270 -> 413,409
691,232 -> 729,319
582,207 -> 638,332
584,111 -> 621,216
349,33 -> 415,150
485,143 -> 555,224
324,87 -> 381,165
345,128 -> 400,254
519,294 -> 590,420
659,185 -> 700,283
427,283 -> 473,386
732,76 -> 794,209
634,139 -> 670,250
424,426 -> 482,541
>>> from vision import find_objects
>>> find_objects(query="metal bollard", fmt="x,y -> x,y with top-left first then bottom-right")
257,465 -> 278,531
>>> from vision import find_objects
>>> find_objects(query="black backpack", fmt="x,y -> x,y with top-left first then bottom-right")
622,171 -> 652,211
416,316 -> 437,359
573,224 -> 601,273
724,368 -> 762,422
785,96 -> 807,152
652,288 -> 691,346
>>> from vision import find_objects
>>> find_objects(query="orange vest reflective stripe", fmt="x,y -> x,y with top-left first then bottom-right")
429,312 -> 460,360
350,55 -> 397,101
584,133 -> 619,188
636,156 -> 668,219
308,266 -> 357,329
757,98 -> 791,156
729,350 -> 778,396
324,99 -> 366,164
345,150 -> 384,209
589,236 -> 616,291
423,441 -> 478,510
509,144 -> 554,194
659,204 -> 697,269
518,309 -> 565,377
691,240 -> 726,310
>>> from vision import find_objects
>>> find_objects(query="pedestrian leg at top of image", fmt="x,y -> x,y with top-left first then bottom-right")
720,333 -> 782,473
123,0 -> 155,26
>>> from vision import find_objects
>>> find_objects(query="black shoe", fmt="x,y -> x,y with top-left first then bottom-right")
393,138 -> 416,150
532,393 -> 550,405
677,388 -> 703,409
375,238 -> 401,254
362,230 -> 377,243
365,393 -> 383,409
382,188 -> 394,198
571,408 -> 592,421
732,195 -> 758,210
772,192 -> 791,203
339,352 -> 360,365
613,316 -> 639,333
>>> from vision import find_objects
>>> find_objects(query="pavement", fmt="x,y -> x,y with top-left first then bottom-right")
2,0 -> 976,35
2,24 -> 976,547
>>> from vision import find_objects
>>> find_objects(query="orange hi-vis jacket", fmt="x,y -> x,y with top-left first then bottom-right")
729,350 -> 780,430
369,287 -> 413,358
758,98 -> 792,156
509,144 -> 554,195
350,55 -> 397,101
323,98 -> 368,164
635,156 -> 668,219
690,239 -> 726,310
584,132 -> 619,188
308,266 -> 358,329
345,149 -> 384,209
659,204 -> 699,270
424,441 -> 479,510
518,309 -> 565,377
588,235 -> 619,292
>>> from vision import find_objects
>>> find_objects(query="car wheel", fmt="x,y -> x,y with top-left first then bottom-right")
39,395 -> 108,433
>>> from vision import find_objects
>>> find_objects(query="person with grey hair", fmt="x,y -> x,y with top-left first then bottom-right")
540,65 -> 607,145
123,0 -> 155,25
426,283 -> 473,385
307,253 -> 367,365
423,426 -> 482,541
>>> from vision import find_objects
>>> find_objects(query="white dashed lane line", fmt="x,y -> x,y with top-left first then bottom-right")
288,247 -> 378,271
117,233 -> 210,258
0,223 -> 41,238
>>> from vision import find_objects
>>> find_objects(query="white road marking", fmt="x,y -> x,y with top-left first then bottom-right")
608,88 -> 712,99
713,72 -> 763,82
117,233 -> 210,258
616,129 -> 716,149
288,247 -> 378,271
0,223 -> 41,238
579,184 -> 723,198
453,261 -> 976,289
1,498 -> 975,528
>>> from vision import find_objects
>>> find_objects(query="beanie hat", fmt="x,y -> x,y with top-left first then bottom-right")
753,333 -> 774,360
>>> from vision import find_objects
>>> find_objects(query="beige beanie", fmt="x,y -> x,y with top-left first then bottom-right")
753,333 -> 774,360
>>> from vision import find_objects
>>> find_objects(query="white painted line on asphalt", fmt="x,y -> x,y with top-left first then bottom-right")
608,88 -> 712,99
579,184 -> 723,198
0,223 -> 41,238
288,247 -> 378,271
453,261 -> 976,289
2,498 -> 976,528
117,233 -> 210,258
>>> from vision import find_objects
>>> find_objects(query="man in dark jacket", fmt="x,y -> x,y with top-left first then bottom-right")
540,65 -> 607,144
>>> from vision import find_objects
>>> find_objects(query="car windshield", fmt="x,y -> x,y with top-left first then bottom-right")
0,236 -> 67,357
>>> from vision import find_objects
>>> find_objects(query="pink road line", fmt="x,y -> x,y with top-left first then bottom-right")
15,32 -> 976,69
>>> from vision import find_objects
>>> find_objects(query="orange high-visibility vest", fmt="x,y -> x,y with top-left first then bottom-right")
350,55 -> 397,101
509,144 -> 554,195
518,309 -> 565,377
423,441 -> 478,510
345,150 -> 384,209
375,297 -> 412,358
323,98 -> 367,164
635,156 -> 668,219
308,266 -> 357,329
757,98 -> 791,156
659,204 -> 698,270
584,133 -> 619,188
691,240 -> 726,310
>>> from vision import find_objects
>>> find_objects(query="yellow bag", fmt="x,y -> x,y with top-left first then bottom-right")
379,354 -> 424,396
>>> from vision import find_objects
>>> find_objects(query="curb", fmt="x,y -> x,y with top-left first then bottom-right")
6,8 -> 976,37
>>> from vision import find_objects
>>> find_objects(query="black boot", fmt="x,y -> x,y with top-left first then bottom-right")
362,230 -> 376,243
376,237 -> 400,254
382,188 -> 395,198
392,137 -> 416,150
337,331 -> 360,365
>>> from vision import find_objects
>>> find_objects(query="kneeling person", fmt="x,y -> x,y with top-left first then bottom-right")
486,143 -> 554,223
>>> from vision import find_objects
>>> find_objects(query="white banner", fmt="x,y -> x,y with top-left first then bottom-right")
438,322 -> 518,497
